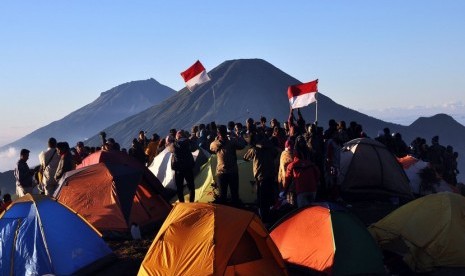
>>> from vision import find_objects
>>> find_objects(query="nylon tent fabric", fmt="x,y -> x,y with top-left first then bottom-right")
54,162 -> 172,235
338,138 -> 413,200
78,149 -> 168,198
397,155 -> 458,195
0,194 -> 114,275
193,154 -> 257,204
148,147 -> 210,191
138,203 -> 287,276
270,203 -> 385,276
368,192 -> 465,272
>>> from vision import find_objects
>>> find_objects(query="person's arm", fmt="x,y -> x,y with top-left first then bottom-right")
283,162 -> 294,190
243,148 -> 256,162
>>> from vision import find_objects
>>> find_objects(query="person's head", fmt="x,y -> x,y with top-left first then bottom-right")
383,127 -> 391,136
48,137 -> 57,148
270,118 -> 279,128
198,124 -> 205,131
139,130 -> 146,139
235,122 -> 243,134
338,121 -> 346,130
217,125 -> 228,139
191,125 -> 199,134
76,141 -> 84,151
285,138 -> 294,151
151,133 -> 160,142
20,148 -> 30,159
165,135 -> 175,145
3,193 -> 11,203
176,130 -> 185,140
328,119 -> 337,128
227,121 -> 235,131
260,116 -> 267,125
56,142 -> 70,155
432,136 -> 439,145
169,129 -> 177,137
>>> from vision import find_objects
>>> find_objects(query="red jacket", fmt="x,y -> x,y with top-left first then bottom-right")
285,157 -> 320,194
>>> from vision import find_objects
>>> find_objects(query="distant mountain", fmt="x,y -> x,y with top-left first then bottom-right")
84,59 -> 411,148
0,78 -> 175,152
409,114 -> 465,146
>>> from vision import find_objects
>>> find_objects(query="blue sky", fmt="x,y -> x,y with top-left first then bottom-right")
1,1 -> 465,146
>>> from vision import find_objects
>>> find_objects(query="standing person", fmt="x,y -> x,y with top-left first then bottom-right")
38,137 -> 60,196
54,142 -> 75,183
75,141 -> 89,164
145,133 -> 161,167
278,139 -> 294,196
138,130 -> 150,151
129,139 -> 146,165
14,149 -> 36,197
243,132 -> 280,223
210,125 -> 246,205
285,139 -> 321,208
170,130 -> 196,202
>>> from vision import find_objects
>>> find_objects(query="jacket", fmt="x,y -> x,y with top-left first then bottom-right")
285,157 -> 320,194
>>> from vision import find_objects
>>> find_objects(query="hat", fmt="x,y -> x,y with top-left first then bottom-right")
20,149 -> 30,155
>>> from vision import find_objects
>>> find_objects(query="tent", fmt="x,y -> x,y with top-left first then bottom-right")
138,203 -> 288,276
78,149 -> 169,198
270,203 -> 385,276
193,155 -> 257,204
148,147 -> 210,191
397,155 -> 457,195
0,194 -> 114,275
54,162 -> 172,236
338,138 -> 413,200
369,192 -> 465,272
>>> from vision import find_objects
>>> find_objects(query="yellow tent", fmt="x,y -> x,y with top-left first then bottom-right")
175,154 -> 257,204
368,192 -> 465,272
138,203 -> 287,276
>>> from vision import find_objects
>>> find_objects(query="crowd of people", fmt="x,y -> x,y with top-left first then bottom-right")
12,109 -> 460,224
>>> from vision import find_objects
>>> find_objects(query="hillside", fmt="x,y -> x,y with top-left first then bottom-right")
0,78 -> 175,152
84,59 -> 409,148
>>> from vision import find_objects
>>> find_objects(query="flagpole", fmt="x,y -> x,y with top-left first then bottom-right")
315,93 -> 318,125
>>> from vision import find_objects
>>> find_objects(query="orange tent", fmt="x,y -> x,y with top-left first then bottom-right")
55,162 -> 172,236
138,203 -> 288,276
78,150 -> 170,199
270,203 -> 385,275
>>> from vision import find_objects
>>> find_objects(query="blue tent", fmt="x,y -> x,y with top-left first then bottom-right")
0,194 -> 115,275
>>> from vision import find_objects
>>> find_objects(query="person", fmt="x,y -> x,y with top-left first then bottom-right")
75,141 -> 89,164
138,130 -> 150,150
145,133 -> 161,167
284,137 -> 321,208
129,139 -> 146,165
55,142 -> 75,183
14,149 -> 36,197
243,132 -> 280,223
0,193 -> 12,212
170,130 -> 196,202
278,139 -> 294,194
38,137 -> 60,196
210,125 -> 246,205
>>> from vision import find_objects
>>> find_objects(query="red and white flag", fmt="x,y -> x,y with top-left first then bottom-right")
287,79 -> 318,109
180,60 -> 211,92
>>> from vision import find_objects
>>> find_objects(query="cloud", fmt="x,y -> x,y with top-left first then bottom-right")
0,147 -> 40,173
